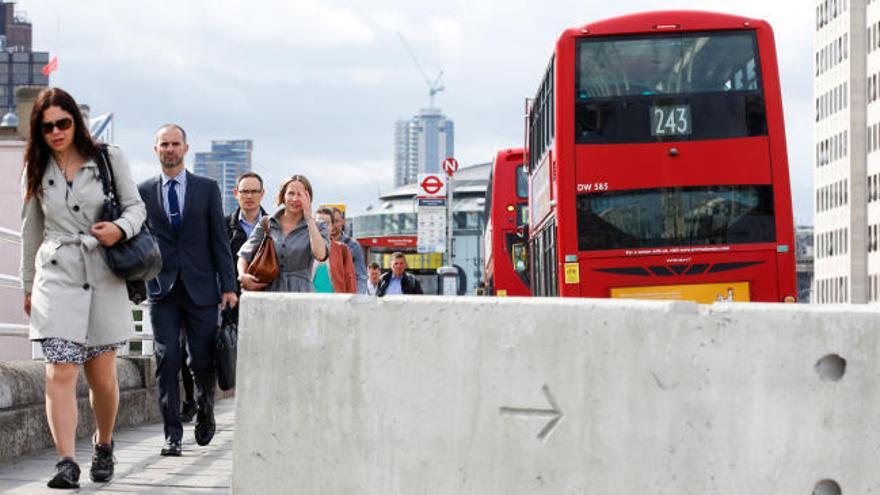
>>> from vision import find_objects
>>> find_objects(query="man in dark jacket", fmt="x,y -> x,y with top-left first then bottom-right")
181,173 -> 265,424
377,252 -> 424,296
225,172 -> 267,293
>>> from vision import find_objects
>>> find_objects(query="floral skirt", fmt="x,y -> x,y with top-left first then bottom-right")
40,338 -> 125,364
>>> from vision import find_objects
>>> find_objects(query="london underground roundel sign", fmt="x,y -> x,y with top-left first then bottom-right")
420,174 -> 444,196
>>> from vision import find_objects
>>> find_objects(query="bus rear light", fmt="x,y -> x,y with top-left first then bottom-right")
783,295 -> 797,303
506,204 -> 515,212
654,24 -> 681,30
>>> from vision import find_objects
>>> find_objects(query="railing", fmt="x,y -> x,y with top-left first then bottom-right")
0,322 -> 28,337
0,227 -> 21,245
0,227 -> 154,359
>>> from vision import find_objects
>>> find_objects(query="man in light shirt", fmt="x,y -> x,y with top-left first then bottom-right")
365,262 -> 381,296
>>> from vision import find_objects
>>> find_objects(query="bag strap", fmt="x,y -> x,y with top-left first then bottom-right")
93,144 -> 118,202
254,216 -> 272,252
261,216 -> 272,243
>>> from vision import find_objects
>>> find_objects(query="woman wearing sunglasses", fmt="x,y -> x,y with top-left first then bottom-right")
20,88 -> 146,489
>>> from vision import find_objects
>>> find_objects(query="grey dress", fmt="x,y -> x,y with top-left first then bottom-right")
238,208 -> 329,292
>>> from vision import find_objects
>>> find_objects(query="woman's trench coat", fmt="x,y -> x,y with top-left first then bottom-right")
20,146 -> 146,346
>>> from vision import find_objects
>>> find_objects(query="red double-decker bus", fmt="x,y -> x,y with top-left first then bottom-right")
482,148 -> 531,296
526,11 -> 797,303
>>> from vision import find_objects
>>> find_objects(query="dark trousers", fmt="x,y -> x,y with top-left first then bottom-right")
180,344 -> 195,405
150,281 -> 219,442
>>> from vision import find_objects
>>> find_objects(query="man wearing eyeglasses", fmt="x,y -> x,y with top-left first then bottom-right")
226,172 -> 267,298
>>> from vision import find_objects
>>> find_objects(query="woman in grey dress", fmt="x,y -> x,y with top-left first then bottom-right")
237,175 -> 328,292
20,88 -> 146,488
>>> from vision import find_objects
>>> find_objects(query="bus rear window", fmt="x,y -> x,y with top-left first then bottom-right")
576,185 -> 775,251
575,31 -> 766,143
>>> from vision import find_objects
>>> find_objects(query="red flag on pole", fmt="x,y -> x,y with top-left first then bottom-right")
41,57 -> 58,76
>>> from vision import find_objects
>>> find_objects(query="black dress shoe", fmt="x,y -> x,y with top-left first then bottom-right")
194,410 -> 216,446
47,457 -> 80,489
160,440 -> 182,457
180,401 -> 197,423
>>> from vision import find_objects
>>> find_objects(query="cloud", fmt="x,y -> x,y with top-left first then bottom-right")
18,0 -> 817,222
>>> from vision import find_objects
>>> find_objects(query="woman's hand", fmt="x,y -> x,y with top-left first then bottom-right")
91,221 -> 125,247
239,273 -> 268,291
300,191 -> 312,219
23,293 -> 31,316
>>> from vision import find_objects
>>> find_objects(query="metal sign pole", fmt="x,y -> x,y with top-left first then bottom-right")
438,157 -> 459,295
446,173 -> 453,266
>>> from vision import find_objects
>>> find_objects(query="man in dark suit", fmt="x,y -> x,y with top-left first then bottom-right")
138,124 -> 237,457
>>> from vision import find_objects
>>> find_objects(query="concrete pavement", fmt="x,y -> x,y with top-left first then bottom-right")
0,398 -> 234,494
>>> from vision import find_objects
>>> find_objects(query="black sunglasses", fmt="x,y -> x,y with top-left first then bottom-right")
41,117 -> 73,134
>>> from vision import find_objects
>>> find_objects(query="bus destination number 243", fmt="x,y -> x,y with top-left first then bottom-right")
650,104 -> 692,137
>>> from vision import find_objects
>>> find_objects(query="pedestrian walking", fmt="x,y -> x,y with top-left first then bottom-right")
137,124 -> 237,457
331,208 -> 367,293
376,252 -> 424,296
315,207 -> 356,293
20,88 -> 147,488
365,262 -> 381,296
237,175 -> 328,293
224,171 -> 267,317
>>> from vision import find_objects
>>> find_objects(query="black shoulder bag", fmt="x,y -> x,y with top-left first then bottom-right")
94,145 -> 163,303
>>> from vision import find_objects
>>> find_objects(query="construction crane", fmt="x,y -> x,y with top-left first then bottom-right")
395,31 -> 445,109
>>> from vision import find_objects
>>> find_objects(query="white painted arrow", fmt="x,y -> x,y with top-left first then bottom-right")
499,384 -> 564,442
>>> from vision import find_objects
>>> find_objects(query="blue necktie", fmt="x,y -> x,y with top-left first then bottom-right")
168,179 -> 182,233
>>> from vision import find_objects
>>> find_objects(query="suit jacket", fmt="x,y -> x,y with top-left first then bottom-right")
138,171 -> 235,306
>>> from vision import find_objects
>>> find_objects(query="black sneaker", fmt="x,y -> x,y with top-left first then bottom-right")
47,457 -> 80,489
89,438 -> 115,483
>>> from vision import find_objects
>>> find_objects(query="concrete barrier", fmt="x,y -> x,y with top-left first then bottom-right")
0,356 -> 159,462
233,293 -> 880,494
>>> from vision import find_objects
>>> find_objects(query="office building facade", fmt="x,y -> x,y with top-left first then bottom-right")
813,0 -> 874,304
0,2 -> 48,114
194,140 -> 253,214
393,108 -> 454,187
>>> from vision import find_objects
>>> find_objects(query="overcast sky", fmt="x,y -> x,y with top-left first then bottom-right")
17,0 -> 813,224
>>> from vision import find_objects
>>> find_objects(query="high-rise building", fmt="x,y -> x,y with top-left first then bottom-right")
813,0 -> 869,304
194,140 -> 253,214
0,2 -> 48,114
393,108 -> 454,187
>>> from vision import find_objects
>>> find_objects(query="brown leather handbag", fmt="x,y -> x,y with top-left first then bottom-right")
245,217 -> 279,286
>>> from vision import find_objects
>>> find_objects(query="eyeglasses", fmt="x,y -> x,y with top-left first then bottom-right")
237,189 -> 263,196
41,118 -> 73,134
